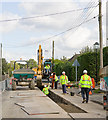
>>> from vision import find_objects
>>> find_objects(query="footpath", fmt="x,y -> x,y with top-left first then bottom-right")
50,88 -> 106,120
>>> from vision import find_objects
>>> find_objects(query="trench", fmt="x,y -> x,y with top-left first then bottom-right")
40,86 -> 87,113
48,90 -> 87,113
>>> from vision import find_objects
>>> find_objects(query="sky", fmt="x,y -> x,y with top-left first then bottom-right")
0,0 -> 107,62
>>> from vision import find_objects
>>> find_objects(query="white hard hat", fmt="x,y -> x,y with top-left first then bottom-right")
51,73 -> 53,76
83,70 -> 87,74
44,85 -> 47,87
62,71 -> 65,74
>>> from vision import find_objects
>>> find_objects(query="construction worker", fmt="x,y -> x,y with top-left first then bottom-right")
42,83 -> 50,95
79,70 -> 92,103
60,71 -> 68,94
45,64 -> 50,70
53,72 -> 58,89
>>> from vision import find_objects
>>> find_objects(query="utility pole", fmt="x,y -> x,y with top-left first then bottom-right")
52,41 -> 54,72
99,0 -> 103,69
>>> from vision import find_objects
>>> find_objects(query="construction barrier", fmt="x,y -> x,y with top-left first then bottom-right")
0,79 -> 11,92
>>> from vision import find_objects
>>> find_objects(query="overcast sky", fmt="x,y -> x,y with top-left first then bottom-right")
0,0 -> 107,62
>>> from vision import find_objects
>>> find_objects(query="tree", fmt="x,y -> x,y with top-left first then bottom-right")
8,61 -> 20,77
2,58 -> 8,75
28,59 -> 37,69
80,46 -> 93,54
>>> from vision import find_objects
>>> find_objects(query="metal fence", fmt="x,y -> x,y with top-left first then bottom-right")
0,79 -> 11,92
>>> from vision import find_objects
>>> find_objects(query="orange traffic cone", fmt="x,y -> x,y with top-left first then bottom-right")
89,90 -> 92,95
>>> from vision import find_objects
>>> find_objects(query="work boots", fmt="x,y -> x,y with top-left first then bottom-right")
82,99 -> 86,103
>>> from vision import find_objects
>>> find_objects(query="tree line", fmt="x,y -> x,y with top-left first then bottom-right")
2,46 -> 108,82
2,59 -> 37,77
54,46 -> 108,82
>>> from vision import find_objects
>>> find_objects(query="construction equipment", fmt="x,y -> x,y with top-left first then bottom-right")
32,67 -> 37,80
43,59 -> 52,80
36,45 -> 43,88
11,60 -> 35,90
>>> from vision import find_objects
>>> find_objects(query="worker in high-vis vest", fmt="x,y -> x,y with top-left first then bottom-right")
60,71 -> 68,94
45,64 -> 50,69
79,70 -> 92,103
42,84 -> 50,95
53,72 -> 58,89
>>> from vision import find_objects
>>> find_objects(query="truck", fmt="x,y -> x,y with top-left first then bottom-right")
11,60 -> 35,90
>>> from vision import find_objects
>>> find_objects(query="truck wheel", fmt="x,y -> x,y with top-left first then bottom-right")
30,80 -> 35,90
12,80 -> 16,90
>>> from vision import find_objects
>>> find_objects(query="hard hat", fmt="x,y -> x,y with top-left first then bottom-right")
62,71 -> 65,74
44,85 -> 47,87
51,73 -> 53,76
83,70 -> 87,74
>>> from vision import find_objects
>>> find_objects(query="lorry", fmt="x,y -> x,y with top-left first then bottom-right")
11,60 -> 35,90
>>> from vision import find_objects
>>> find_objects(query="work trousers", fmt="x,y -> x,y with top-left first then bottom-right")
81,88 -> 90,102
52,80 -> 54,89
55,81 -> 58,89
62,84 -> 66,93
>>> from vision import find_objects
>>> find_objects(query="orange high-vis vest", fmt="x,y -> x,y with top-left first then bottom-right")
91,78 -> 95,89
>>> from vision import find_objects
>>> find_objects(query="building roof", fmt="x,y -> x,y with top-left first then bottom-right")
68,54 -> 80,62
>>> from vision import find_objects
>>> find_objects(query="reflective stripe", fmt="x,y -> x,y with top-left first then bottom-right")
82,80 -> 90,81
81,84 -> 91,86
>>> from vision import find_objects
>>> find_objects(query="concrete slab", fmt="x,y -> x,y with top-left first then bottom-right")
17,92 -> 46,97
15,102 -> 40,108
68,113 -> 105,118
21,107 -> 59,115
10,96 -> 30,98
2,87 -> 71,118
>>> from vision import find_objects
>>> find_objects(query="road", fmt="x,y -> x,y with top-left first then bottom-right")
2,86 -> 70,119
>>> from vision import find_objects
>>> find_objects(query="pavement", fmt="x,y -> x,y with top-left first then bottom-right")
67,87 -> 104,105
50,89 -> 106,119
2,86 -> 71,119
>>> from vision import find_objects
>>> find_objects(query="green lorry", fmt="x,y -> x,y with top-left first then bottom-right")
11,60 -> 35,90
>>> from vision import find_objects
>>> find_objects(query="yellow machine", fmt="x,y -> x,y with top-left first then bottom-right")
32,67 -> 37,78
36,45 -> 44,88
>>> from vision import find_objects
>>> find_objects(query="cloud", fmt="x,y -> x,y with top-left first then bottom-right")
1,1 -> 107,62
0,12 -> 20,33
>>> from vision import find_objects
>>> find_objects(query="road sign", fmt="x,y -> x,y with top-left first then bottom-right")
72,59 -> 80,83
72,59 -> 80,67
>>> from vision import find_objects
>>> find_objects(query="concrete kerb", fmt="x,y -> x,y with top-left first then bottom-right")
49,90 -> 87,113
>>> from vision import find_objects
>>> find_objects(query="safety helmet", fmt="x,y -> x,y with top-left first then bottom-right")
51,73 -> 53,76
83,70 -> 87,74
44,85 -> 47,87
62,71 -> 65,74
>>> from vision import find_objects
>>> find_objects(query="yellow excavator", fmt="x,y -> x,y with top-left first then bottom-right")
36,45 -> 44,88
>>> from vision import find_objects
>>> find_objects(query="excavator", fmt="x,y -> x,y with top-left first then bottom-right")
36,45 -> 43,88
35,45 -> 52,88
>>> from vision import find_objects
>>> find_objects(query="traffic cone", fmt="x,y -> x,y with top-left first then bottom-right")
89,90 -> 92,95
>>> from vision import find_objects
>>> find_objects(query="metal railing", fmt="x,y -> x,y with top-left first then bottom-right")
0,79 -> 11,92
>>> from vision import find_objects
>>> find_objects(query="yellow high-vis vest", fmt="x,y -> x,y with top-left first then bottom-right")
79,74 -> 92,88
